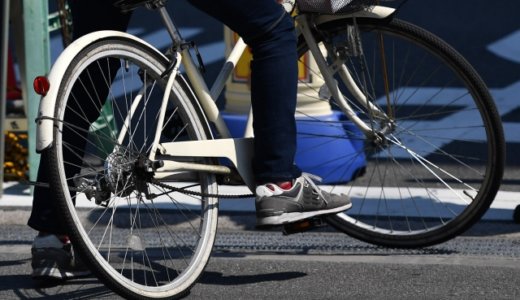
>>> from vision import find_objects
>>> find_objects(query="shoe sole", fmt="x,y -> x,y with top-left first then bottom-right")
256,203 -> 352,226
32,267 -> 91,280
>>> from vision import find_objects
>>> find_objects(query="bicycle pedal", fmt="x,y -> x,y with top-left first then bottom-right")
282,217 -> 326,235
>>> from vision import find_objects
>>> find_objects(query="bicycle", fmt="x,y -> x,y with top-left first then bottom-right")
33,0 -> 505,298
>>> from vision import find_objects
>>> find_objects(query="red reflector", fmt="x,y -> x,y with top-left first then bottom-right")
33,76 -> 50,96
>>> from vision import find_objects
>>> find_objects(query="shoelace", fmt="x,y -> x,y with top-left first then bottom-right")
301,172 -> 328,206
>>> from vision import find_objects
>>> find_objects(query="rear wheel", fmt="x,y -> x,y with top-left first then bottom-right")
48,37 -> 218,299
295,17 -> 504,247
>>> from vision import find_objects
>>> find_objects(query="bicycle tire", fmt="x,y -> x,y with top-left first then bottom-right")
295,16 -> 504,248
47,36 -> 218,299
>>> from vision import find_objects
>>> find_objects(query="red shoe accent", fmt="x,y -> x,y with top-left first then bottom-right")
58,235 -> 71,244
266,184 -> 276,191
277,181 -> 293,190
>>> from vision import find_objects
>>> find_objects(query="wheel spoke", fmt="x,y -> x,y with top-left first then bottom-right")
297,17 -> 503,247
50,39 -> 218,296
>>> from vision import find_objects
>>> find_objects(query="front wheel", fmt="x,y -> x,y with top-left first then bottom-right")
295,17 -> 505,248
47,37 -> 218,299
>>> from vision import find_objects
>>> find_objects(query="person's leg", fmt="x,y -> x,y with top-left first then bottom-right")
27,0 -> 132,235
187,0 -> 301,184
187,0 -> 352,226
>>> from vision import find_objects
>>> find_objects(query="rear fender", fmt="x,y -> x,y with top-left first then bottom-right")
36,30 -> 164,152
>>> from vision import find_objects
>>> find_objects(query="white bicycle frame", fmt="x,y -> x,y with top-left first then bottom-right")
36,4 -> 394,192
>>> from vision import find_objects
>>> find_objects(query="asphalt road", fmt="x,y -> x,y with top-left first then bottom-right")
0,220 -> 519,299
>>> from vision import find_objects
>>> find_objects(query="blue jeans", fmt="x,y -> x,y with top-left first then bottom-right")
188,0 -> 302,184
28,0 -> 301,234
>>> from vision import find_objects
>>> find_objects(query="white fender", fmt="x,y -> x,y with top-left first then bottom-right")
36,30 -> 165,152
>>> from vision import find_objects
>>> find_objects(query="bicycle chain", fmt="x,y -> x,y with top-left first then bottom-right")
151,178 -> 254,199
23,179 -> 254,199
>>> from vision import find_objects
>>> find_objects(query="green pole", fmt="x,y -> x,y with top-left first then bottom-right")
12,1 -> 50,184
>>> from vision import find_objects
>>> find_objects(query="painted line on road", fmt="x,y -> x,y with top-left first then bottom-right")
1,182 -> 518,221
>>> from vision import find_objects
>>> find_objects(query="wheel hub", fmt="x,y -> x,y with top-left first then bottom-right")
104,146 -> 138,197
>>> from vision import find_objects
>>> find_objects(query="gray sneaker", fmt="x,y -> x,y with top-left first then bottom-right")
31,234 -> 91,280
255,173 -> 352,226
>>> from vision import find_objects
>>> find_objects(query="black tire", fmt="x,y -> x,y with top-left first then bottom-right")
295,16 -> 505,248
48,37 -> 218,299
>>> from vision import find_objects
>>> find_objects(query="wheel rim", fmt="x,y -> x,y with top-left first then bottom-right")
52,41 -> 217,296
295,19 -> 502,244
